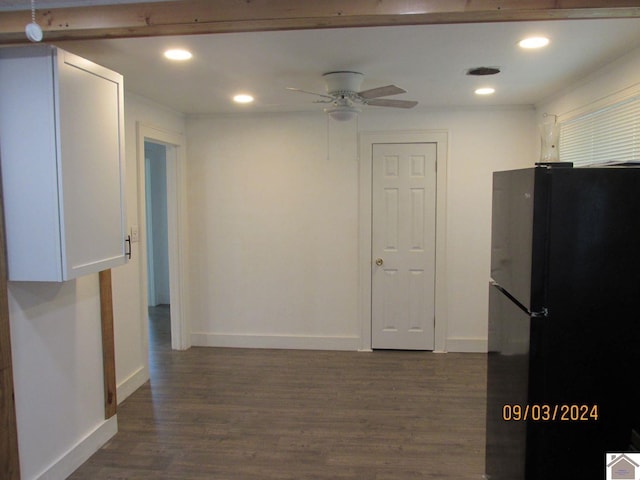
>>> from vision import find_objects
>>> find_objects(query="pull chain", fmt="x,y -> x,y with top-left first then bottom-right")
25,0 -> 43,42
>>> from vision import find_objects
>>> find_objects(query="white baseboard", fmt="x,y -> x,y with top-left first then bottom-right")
35,415 -> 117,480
191,332 -> 361,351
117,365 -> 149,404
445,337 -> 488,353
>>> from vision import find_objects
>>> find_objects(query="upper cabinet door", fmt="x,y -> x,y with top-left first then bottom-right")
56,50 -> 127,279
0,46 -> 127,282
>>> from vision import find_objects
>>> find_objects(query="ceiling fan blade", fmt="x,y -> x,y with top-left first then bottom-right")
285,87 -> 333,101
358,85 -> 406,99
366,98 -> 418,109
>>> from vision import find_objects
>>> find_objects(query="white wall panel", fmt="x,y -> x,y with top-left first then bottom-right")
9,277 -> 105,479
187,113 -> 359,348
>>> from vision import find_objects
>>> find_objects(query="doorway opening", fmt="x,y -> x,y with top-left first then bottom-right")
144,141 -> 171,352
136,122 -> 189,369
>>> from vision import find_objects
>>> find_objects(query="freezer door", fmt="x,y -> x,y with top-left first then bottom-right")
490,168 -> 536,309
485,284 -> 531,480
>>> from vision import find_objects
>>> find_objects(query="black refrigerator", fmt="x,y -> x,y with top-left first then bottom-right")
485,163 -> 640,479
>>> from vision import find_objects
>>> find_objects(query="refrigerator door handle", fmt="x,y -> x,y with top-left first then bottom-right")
531,307 -> 549,318
491,281 -> 531,316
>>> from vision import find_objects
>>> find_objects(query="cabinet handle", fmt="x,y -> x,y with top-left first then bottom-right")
125,235 -> 132,259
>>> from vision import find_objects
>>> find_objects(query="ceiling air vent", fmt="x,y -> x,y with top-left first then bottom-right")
466,67 -> 501,76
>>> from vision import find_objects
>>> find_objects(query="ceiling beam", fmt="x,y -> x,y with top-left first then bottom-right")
0,0 -> 639,44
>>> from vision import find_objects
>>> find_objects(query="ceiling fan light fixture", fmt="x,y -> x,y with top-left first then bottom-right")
288,71 -> 417,119
324,105 -> 360,121
323,71 -> 364,94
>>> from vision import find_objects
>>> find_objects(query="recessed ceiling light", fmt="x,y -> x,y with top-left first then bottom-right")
233,94 -> 254,104
475,87 -> 495,95
518,36 -> 550,49
164,49 -> 192,61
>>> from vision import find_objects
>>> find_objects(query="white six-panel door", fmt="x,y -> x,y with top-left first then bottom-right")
371,143 -> 437,350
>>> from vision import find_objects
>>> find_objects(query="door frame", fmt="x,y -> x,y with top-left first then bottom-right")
137,122 -> 190,351
143,154 -> 157,306
358,130 -> 448,352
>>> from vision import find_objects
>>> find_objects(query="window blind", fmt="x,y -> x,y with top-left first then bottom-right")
559,94 -> 640,167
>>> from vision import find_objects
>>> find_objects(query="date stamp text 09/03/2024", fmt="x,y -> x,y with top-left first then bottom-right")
502,404 -> 599,422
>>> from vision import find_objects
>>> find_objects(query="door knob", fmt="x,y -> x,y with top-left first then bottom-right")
375,258 -> 384,266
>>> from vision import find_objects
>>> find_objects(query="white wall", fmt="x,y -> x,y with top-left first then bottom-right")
186,107 -> 537,352
537,46 -> 640,121
187,114 -> 361,349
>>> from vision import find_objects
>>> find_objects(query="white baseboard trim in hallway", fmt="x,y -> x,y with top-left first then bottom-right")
191,332 -> 361,351
117,366 -> 148,404
445,336 -> 488,353
34,416 -> 117,480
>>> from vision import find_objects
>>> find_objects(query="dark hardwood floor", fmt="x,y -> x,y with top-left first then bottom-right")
70,307 -> 487,479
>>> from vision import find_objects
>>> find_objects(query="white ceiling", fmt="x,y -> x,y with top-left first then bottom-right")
52,18 -> 640,115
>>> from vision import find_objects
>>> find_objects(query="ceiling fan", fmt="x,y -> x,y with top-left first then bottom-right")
287,71 -> 418,121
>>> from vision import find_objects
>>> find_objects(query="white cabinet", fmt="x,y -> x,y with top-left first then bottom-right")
0,46 -> 127,281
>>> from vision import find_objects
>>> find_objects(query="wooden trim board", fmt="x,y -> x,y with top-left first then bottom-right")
0,177 -> 20,479
0,0 -> 639,43
99,269 -> 117,419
